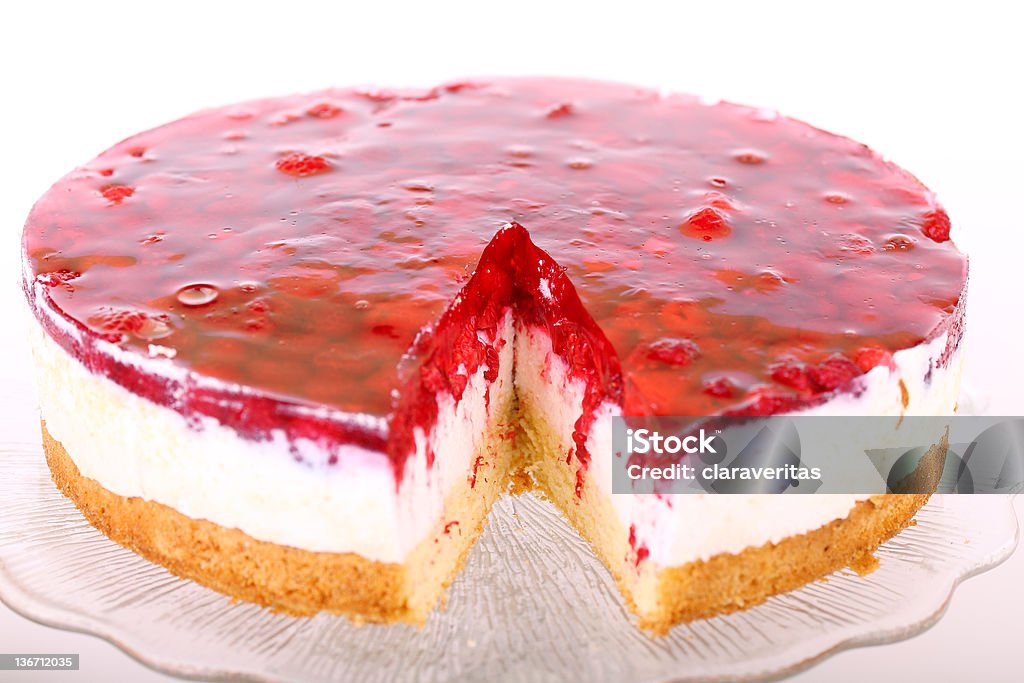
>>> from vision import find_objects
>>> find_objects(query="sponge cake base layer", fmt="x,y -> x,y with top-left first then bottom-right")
43,402 -> 935,634
42,419 -> 511,625
518,401 -> 934,635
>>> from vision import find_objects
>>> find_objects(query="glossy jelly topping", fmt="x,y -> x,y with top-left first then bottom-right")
390,222 -> 621,476
23,78 -> 967,475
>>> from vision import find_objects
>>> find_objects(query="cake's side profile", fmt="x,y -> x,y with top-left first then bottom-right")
515,276 -> 960,632
30,262 -> 523,623
22,78 -> 968,633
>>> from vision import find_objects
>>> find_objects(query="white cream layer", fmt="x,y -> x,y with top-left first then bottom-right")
32,284 -> 961,569
516,325 -> 964,567
30,311 -> 515,563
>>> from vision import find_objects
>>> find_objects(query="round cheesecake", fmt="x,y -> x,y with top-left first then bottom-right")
22,78 -> 967,633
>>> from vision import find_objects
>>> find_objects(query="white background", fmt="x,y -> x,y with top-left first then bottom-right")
1,1 -> 1022,681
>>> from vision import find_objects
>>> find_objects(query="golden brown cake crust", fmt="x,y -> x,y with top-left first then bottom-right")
518,401 -> 936,635
43,417 -> 932,635
639,493 -> 929,634
43,421 -> 430,624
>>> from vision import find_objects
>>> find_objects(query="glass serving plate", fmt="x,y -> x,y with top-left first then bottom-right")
0,426 -> 1017,683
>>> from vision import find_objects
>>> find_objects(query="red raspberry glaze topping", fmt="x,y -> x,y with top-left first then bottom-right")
274,152 -> 332,177
23,78 -> 967,475
100,184 -> 134,204
390,222 -> 621,473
